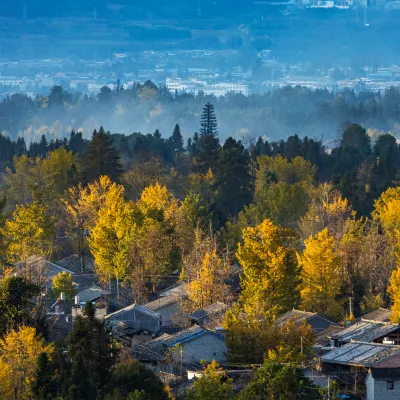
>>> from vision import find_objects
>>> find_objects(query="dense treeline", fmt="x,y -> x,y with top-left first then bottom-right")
4,101 -> 400,397
3,83 -> 400,145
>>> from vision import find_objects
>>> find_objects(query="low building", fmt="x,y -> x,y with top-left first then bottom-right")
187,302 -> 229,328
132,325 -> 227,368
275,309 -> 338,333
72,285 -> 110,320
321,342 -> 400,399
144,295 -> 181,325
362,308 -> 392,323
330,319 -> 400,347
105,303 -> 162,341
366,368 -> 400,400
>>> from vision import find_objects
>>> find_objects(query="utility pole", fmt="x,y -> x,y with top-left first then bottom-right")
327,375 -> 330,400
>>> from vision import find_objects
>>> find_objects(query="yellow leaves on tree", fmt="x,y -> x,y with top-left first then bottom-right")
89,196 -> 137,285
298,228 -> 342,321
388,266 -> 400,324
65,175 -> 125,231
138,182 -> 173,215
52,271 -> 76,300
299,183 -> 353,242
186,250 -> 231,309
237,219 -> 300,320
0,326 -> 53,400
373,187 -> 400,241
3,201 -> 55,265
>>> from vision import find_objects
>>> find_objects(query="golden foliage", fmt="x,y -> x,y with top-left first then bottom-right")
237,219 -> 300,319
186,250 -> 231,309
0,326 -> 53,400
388,266 -> 400,324
298,228 -> 342,320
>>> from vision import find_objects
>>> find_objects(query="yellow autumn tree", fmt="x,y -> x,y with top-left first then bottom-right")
3,201 -> 56,265
0,326 -> 53,400
138,182 -> 173,215
89,197 -> 139,288
237,219 -> 300,319
52,271 -> 76,300
186,250 -> 231,309
299,183 -> 353,242
298,228 -> 342,320
388,267 -> 400,324
373,187 -> 400,240
65,176 -> 126,272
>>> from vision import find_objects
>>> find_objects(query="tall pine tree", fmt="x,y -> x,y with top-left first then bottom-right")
194,103 -> 220,173
170,124 -> 184,153
82,127 -> 123,183
215,137 -> 252,221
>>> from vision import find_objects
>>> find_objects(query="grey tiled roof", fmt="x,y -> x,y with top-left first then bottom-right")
189,302 -> 229,323
77,285 -> 110,303
315,325 -> 345,347
331,320 -> 400,343
275,309 -> 317,326
105,303 -> 161,334
158,282 -> 187,297
362,308 -> 392,322
72,274 -> 100,291
322,341 -> 400,367
144,294 -> 180,311
371,368 -> 400,380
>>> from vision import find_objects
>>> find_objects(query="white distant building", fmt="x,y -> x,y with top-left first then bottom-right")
0,77 -> 23,88
203,83 -> 249,96
166,77 -> 249,97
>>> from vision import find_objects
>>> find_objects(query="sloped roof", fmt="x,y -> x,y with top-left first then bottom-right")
158,282 -> 187,298
322,341 -> 400,367
132,325 -> 225,362
105,303 -> 161,334
362,308 -> 392,322
77,285 -> 109,303
189,302 -> 229,323
72,273 -> 100,291
145,294 -> 180,311
331,320 -> 400,343
315,325 -> 345,347
275,309 -> 317,326
371,368 -> 400,380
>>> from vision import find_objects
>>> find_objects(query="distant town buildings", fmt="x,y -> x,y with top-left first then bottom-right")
166,78 -> 249,96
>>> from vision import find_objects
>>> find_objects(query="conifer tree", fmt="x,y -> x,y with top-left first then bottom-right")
82,127 -> 123,183
194,104 -> 220,173
237,219 -> 300,319
215,137 -> 252,220
200,102 -> 218,137
170,124 -> 184,153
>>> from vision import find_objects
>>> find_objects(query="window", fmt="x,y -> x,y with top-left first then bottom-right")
387,381 -> 394,390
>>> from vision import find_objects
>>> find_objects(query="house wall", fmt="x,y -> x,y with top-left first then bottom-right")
366,374 -> 375,400
366,375 -> 400,400
172,334 -> 227,365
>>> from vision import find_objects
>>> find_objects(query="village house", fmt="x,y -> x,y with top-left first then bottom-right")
321,341 -> 400,398
104,303 -> 163,343
187,302 -> 229,328
144,294 -> 181,325
330,319 -> 400,347
366,368 -> 400,400
275,309 -> 338,333
132,325 -> 227,372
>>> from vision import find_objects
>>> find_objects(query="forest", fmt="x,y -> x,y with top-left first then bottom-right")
2,100 -> 400,398
3,82 -> 400,146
